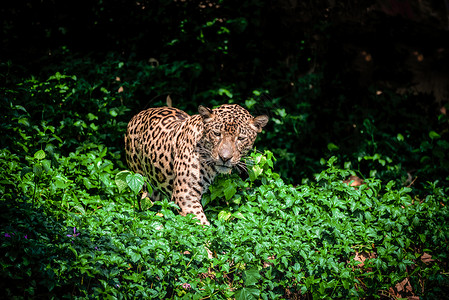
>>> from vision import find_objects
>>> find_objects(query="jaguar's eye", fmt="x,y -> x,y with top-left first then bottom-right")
213,131 -> 221,137
237,136 -> 246,141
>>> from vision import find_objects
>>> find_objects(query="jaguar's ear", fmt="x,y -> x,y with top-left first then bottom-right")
198,105 -> 214,121
251,115 -> 269,133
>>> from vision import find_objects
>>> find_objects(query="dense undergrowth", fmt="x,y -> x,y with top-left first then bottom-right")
1,70 -> 449,299
2,3 -> 449,296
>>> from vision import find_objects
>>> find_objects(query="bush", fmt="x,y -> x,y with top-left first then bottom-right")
1,97 -> 448,298
2,1 -> 449,297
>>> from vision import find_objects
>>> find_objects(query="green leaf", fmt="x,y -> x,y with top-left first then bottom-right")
141,197 -> 154,210
429,131 -> 440,140
33,164 -> 43,177
89,123 -> 99,131
87,113 -> 98,121
54,175 -> 69,189
251,165 -> 263,180
42,159 -> 51,172
18,117 -> 30,127
419,233 -> 426,243
115,170 -> 131,193
232,211 -> 246,219
223,182 -> 237,200
218,88 -> 233,98
82,177 -> 94,189
218,210 -> 232,221
235,287 -> 260,300
327,143 -> 339,151
109,109 -> 118,117
68,246 -> 78,258
127,249 -> 142,263
244,267 -> 262,286
34,150 -> 46,160
126,173 -> 145,194
397,133 -> 404,141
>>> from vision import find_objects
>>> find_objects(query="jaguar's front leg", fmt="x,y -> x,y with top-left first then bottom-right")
170,157 -> 214,258
171,171 -> 214,258
171,167 -> 210,226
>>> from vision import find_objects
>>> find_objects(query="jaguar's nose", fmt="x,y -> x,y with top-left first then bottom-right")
218,148 -> 233,163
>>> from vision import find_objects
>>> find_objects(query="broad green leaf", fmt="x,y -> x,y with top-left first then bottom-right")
115,170 -> 131,193
14,105 -> 27,113
292,262 -> 302,272
34,149 -> 46,160
266,156 -> 274,167
218,210 -> 232,221
211,188 -> 223,201
264,190 -> 275,201
126,173 -> 145,194
429,131 -> 440,140
54,175 -> 69,189
89,123 -> 99,131
18,117 -> 30,127
250,165 -> 263,181
244,267 -> 261,286
223,183 -> 237,200
245,98 -> 257,109
235,287 -> 260,300
292,206 -> 300,215
87,113 -> 98,121
420,155 -> 430,163
33,164 -> 43,177
259,156 -> 267,167
82,177 -> 94,189
253,153 -> 262,164
419,234 -> 426,243
141,197 -> 153,210
42,159 -> 51,172
73,205 -> 86,214
327,143 -> 339,151
128,250 -> 141,263
218,88 -> 233,98
232,211 -> 246,219
109,109 -> 118,117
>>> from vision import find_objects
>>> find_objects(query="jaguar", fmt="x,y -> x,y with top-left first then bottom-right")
124,104 -> 268,225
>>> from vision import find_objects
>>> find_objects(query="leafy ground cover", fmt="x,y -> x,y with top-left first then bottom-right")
1,72 -> 449,298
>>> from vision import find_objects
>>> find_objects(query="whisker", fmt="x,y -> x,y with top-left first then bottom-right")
243,160 -> 255,166
234,164 -> 244,174
236,161 -> 249,174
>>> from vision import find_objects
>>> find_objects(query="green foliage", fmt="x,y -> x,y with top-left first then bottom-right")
2,1 -> 449,293
2,128 -> 447,299
206,154 -> 449,299
115,170 -> 146,196
1,70 -> 130,161
1,69 -> 449,298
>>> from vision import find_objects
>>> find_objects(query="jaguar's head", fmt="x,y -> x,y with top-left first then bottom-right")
198,104 -> 268,174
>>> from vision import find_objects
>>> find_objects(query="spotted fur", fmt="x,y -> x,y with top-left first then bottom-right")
124,104 -> 268,225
